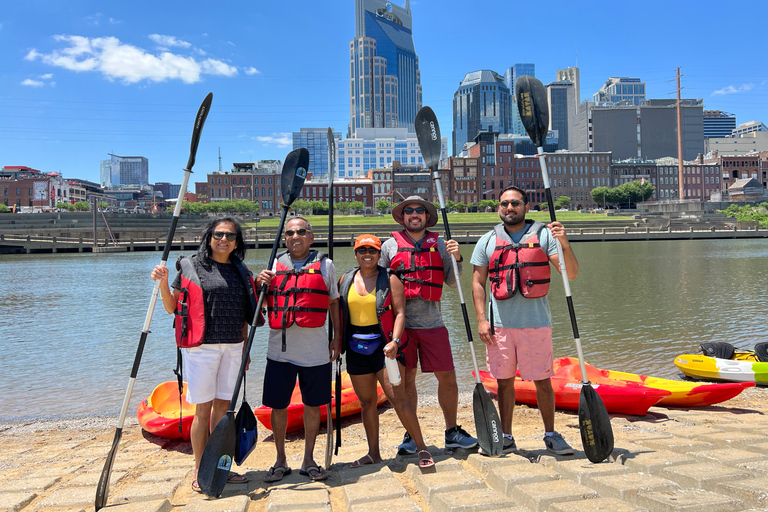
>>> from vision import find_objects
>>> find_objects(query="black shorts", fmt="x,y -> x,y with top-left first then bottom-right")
346,331 -> 406,376
262,359 -> 331,409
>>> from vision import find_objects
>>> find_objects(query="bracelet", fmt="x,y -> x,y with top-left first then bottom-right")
391,337 -> 401,347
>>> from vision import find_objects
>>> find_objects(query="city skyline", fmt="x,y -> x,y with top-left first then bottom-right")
1,0 -> 767,185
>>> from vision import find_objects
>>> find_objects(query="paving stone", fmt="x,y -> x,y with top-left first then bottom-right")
699,431 -> 768,448
635,437 -> 715,454
110,480 -> 181,504
464,452 -> 532,475
635,488 -> 743,512
35,487 -> 94,508
663,426 -> 724,438
548,496 -> 647,512
661,462 -> 753,488
0,476 -> 60,492
689,447 -> 765,466
486,463 -> 560,496
618,446 -> 697,475
123,441 -> 167,452
406,459 -> 463,480
716,477 -> 768,508
348,497 -> 422,512
60,471 -> 127,487
542,456 -> 631,483
738,460 -> 768,476
181,495 -> 250,511
412,469 -> 486,503
514,479 -> 598,512
83,458 -> 143,473
29,465 -> 83,478
106,499 -> 173,512
338,464 -> 393,485
749,442 -> 768,455
268,486 -> 330,511
430,487 -> 518,512
0,492 -> 36,512
669,413 -> 741,426
589,473 -> 680,500
136,467 -> 192,482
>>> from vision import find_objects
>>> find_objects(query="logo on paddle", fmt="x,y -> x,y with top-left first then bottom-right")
216,454 -> 232,471
296,167 -> 307,179
429,121 -> 438,141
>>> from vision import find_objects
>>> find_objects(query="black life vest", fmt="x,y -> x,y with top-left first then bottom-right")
338,266 -> 396,354
488,221 -> 551,300
389,230 -> 444,301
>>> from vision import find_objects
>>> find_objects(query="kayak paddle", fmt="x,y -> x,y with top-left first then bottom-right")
414,106 -> 504,457
515,75 -> 614,463
95,92 -> 213,511
197,148 -> 310,498
325,126 -> 336,469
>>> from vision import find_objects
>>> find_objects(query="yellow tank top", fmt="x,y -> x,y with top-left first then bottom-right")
347,285 -> 378,326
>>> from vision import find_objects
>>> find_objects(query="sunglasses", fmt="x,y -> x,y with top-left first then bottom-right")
403,206 -> 426,215
499,199 -> 524,208
355,247 -> 379,255
212,231 -> 237,241
285,228 -> 310,237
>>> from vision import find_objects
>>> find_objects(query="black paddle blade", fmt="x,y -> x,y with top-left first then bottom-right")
473,383 -> 503,457
414,106 -> 442,171
94,428 -> 122,510
327,127 -> 336,173
281,148 -> 309,206
515,76 -> 549,147
578,384 -> 614,463
185,92 -> 213,171
198,411 -> 236,498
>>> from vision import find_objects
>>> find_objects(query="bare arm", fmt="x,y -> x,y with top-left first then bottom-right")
547,222 -> 579,279
471,265 -> 494,346
150,265 -> 180,314
383,274 -> 406,359
328,298 -> 341,362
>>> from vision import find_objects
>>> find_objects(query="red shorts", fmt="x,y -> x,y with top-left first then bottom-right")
402,326 -> 455,373
486,326 -> 553,381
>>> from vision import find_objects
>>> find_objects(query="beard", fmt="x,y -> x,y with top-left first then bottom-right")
500,210 -> 525,226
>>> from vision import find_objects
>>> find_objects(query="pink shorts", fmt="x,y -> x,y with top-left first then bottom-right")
402,326 -> 455,373
486,326 -> 553,381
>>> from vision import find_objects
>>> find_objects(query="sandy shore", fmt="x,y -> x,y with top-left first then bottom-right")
2,386 -> 768,511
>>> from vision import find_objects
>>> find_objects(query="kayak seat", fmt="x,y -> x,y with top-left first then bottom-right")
700,342 -> 735,360
755,342 -> 768,363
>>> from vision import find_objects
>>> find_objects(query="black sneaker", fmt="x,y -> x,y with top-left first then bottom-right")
444,425 -> 478,449
478,436 -> 517,456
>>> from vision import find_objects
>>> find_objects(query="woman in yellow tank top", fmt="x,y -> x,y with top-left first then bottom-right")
339,234 -> 433,468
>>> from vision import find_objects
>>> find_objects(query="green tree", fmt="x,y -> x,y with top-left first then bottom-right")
291,199 -> 311,214
334,201 -> 351,215
591,186 -> 609,208
348,201 -> 365,214
310,201 -> 329,215
477,199 -> 498,211
0,204 -> 10,213
376,199 -> 391,213
74,201 -> 90,211
55,202 -> 74,211
554,196 -> 571,209
98,201 -> 109,210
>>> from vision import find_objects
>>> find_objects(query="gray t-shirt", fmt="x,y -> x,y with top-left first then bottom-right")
379,232 -> 461,330
266,254 -> 339,367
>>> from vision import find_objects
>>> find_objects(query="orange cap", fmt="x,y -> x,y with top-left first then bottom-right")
353,234 -> 382,251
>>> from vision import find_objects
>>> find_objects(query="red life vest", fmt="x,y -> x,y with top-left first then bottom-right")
389,230 -> 444,301
338,266 -> 396,353
173,255 -> 258,348
488,221 -> 551,300
267,250 -> 330,330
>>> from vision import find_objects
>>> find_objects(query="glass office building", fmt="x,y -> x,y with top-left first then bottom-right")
504,63 -> 535,135
292,128 -> 341,179
453,70 -> 512,156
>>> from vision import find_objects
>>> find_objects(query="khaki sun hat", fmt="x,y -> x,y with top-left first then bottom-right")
391,195 -> 438,228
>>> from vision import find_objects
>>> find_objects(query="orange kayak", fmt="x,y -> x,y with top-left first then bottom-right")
255,371 -> 387,433
137,381 -> 195,440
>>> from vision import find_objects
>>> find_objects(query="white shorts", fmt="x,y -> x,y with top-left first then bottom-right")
183,342 -> 244,404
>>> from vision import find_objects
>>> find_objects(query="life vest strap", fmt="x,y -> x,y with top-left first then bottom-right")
401,276 -> 442,288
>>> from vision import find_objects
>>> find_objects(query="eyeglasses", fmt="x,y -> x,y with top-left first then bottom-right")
355,247 -> 379,255
403,206 -> 426,215
499,199 -> 524,209
285,228 -> 310,237
212,231 -> 237,241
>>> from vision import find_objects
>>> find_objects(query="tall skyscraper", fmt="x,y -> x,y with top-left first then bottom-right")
106,154 -> 149,188
452,70 -> 512,156
350,0 -> 422,137
292,128 -> 341,179
546,81 -> 576,150
702,111 -> 736,139
556,66 -> 580,107
504,63 -> 535,135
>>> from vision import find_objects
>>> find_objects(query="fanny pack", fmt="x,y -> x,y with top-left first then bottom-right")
350,332 -> 384,355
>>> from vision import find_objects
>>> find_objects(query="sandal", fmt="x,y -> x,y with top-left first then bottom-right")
191,479 -> 202,493
418,450 -> 434,469
350,454 -> 376,468
263,465 -> 291,483
227,471 -> 249,484
299,465 -> 328,481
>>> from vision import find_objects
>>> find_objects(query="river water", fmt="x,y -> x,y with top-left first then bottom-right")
1,238 -> 767,422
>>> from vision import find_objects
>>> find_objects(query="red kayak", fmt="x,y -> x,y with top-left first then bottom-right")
255,371 -> 387,433
137,381 -> 195,440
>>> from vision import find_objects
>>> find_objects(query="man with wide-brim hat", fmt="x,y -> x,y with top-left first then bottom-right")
380,196 -> 478,455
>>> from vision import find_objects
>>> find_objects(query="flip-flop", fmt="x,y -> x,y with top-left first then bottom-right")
418,450 -> 434,469
299,465 -> 328,481
191,479 -> 202,493
227,471 -> 249,484
350,454 -> 375,468
263,466 -> 291,483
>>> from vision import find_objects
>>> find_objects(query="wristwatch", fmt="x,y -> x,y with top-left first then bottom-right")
391,337 -> 401,347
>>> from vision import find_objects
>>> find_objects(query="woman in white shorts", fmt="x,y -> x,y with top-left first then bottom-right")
152,217 -> 258,492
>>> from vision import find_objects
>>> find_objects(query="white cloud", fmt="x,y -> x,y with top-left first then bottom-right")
22,79 -> 44,87
40,73 -> 53,79
712,83 -> 755,96
0,23 -> 4,30
255,133 -> 292,147
148,34 -> 191,49
25,35 -> 240,84
109,18 -> 122,24
244,67 -> 260,75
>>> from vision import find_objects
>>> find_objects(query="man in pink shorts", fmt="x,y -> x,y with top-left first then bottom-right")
470,186 -> 579,455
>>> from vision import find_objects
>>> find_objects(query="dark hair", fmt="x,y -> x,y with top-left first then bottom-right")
499,185 -> 529,204
197,217 -> 246,262
285,215 -> 313,233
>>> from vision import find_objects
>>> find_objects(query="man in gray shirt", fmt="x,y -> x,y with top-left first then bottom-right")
379,196 -> 478,454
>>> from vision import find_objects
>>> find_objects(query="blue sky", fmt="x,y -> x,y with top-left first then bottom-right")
2,0 -> 767,185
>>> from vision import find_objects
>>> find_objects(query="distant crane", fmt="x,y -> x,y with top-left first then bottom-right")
218,147 -> 222,173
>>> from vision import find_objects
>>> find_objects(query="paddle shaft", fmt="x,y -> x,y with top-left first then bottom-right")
535,147 -> 588,384
326,128 -> 334,467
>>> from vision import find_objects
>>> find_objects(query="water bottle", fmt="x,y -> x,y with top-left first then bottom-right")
385,356 -> 401,386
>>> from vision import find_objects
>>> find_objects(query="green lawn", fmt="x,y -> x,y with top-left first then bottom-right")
251,210 -> 617,228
